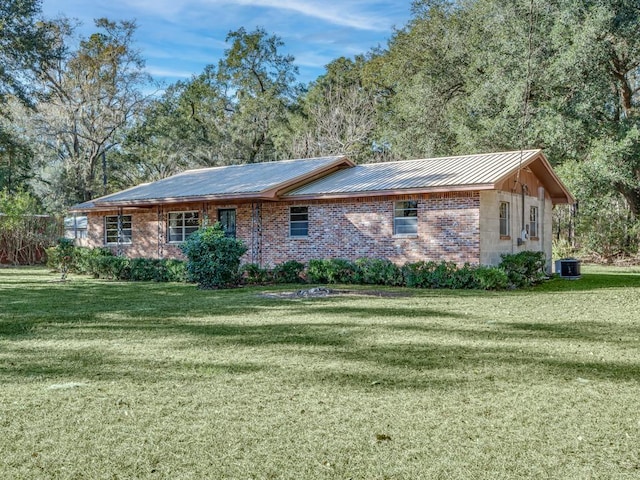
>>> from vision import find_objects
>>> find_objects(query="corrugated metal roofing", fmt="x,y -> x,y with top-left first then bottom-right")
86,156 -> 347,205
286,150 -> 542,196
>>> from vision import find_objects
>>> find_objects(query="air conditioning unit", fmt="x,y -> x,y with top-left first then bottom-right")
555,258 -> 581,279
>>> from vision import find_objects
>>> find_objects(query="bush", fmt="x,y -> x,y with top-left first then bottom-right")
242,263 -> 272,285
90,255 -> 131,280
129,258 -> 160,281
45,238 -> 76,280
451,263 -> 479,289
273,260 -> 306,284
307,258 -> 358,284
499,251 -> 547,288
128,258 -> 186,282
163,259 -> 186,283
73,247 -> 113,277
472,266 -> 510,290
180,223 -> 247,289
354,257 -> 404,286
402,261 -> 459,288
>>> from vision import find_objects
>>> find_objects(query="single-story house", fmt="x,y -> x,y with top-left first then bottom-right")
69,149 -> 574,272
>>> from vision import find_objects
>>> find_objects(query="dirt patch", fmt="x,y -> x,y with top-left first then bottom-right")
259,287 -> 411,299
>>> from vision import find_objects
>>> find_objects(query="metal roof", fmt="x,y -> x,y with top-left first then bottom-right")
70,149 -> 573,211
78,156 -> 349,208
286,150 -> 543,197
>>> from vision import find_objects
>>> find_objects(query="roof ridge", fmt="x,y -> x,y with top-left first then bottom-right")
178,155 -> 348,175
357,149 -> 542,168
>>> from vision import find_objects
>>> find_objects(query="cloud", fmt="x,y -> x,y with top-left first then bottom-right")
229,0 -> 391,31
40,0 -> 411,85
145,66 -> 195,78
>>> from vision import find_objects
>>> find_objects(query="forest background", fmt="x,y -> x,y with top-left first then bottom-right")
1,0 -> 639,262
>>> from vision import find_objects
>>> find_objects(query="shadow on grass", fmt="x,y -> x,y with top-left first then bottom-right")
2,270 -> 639,390
535,273 -> 640,292
2,316 -> 638,389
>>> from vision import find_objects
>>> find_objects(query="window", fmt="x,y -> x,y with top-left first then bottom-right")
290,206 -> 309,237
394,201 -> 418,235
64,216 -> 87,240
218,209 -> 237,238
499,202 -> 510,237
529,206 -> 539,238
105,215 -> 132,244
168,211 -> 199,242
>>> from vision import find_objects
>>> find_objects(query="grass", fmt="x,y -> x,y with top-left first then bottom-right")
1,265 -> 639,479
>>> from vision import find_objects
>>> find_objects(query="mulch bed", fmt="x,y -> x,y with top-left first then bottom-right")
259,287 -> 412,299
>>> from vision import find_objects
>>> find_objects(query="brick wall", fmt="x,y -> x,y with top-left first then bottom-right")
260,192 -> 480,266
83,192 -> 481,266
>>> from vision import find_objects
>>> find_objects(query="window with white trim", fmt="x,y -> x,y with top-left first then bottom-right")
529,206 -> 539,238
290,206 -> 309,237
105,215 -> 132,245
394,201 -> 418,235
168,211 -> 199,242
499,202 -> 510,237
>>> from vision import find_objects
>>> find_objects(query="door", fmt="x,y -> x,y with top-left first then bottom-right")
218,209 -> 237,238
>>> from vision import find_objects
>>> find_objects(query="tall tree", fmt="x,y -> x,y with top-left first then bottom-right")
0,0 -> 60,110
218,27 -> 301,162
281,56 -> 378,162
27,18 -> 153,208
0,0 -> 60,193
124,27 -> 300,172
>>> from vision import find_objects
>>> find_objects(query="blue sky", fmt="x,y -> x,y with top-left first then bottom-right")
41,0 -> 413,86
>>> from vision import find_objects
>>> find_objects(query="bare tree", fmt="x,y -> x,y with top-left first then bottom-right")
29,18 -> 153,207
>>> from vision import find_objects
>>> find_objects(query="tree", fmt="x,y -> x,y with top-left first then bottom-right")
123,27 -> 299,175
281,56 -> 378,162
27,18 -> 153,208
0,119 -> 34,192
0,188 -> 59,265
0,0 -> 60,110
0,0 -> 61,192
217,27 -> 301,163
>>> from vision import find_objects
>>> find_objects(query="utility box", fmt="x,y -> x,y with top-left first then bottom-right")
555,258 -> 581,279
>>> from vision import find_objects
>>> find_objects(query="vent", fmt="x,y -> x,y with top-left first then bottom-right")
555,258 -> 581,279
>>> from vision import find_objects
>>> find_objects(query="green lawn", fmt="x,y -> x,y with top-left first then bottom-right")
1,266 -> 639,479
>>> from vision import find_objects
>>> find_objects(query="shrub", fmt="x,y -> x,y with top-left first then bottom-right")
472,266 -> 510,290
77,255 -> 130,280
243,263 -> 272,285
451,263 -> 479,289
307,259 -> 329,283
273,260 -> 306,284
402,261 -> 459,288
499,251 -> 547,288
307,258 -> 357,284
354,257 -> 404,286
129,258 -> 160,281
74,247 -> 113,277
45,238 -> 76,280
127,258 -> 186,282
180,223 -> 247,289
163,259 -> 186,283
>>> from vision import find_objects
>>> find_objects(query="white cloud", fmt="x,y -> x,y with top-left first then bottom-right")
145,66 -> 195,78
40,0 -> 411,84
229,0 -> 391,31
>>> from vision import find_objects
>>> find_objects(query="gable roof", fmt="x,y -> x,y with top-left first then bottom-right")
285,149 -> 574,204
71,156 -> 353,211
71,149 -> 573,212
